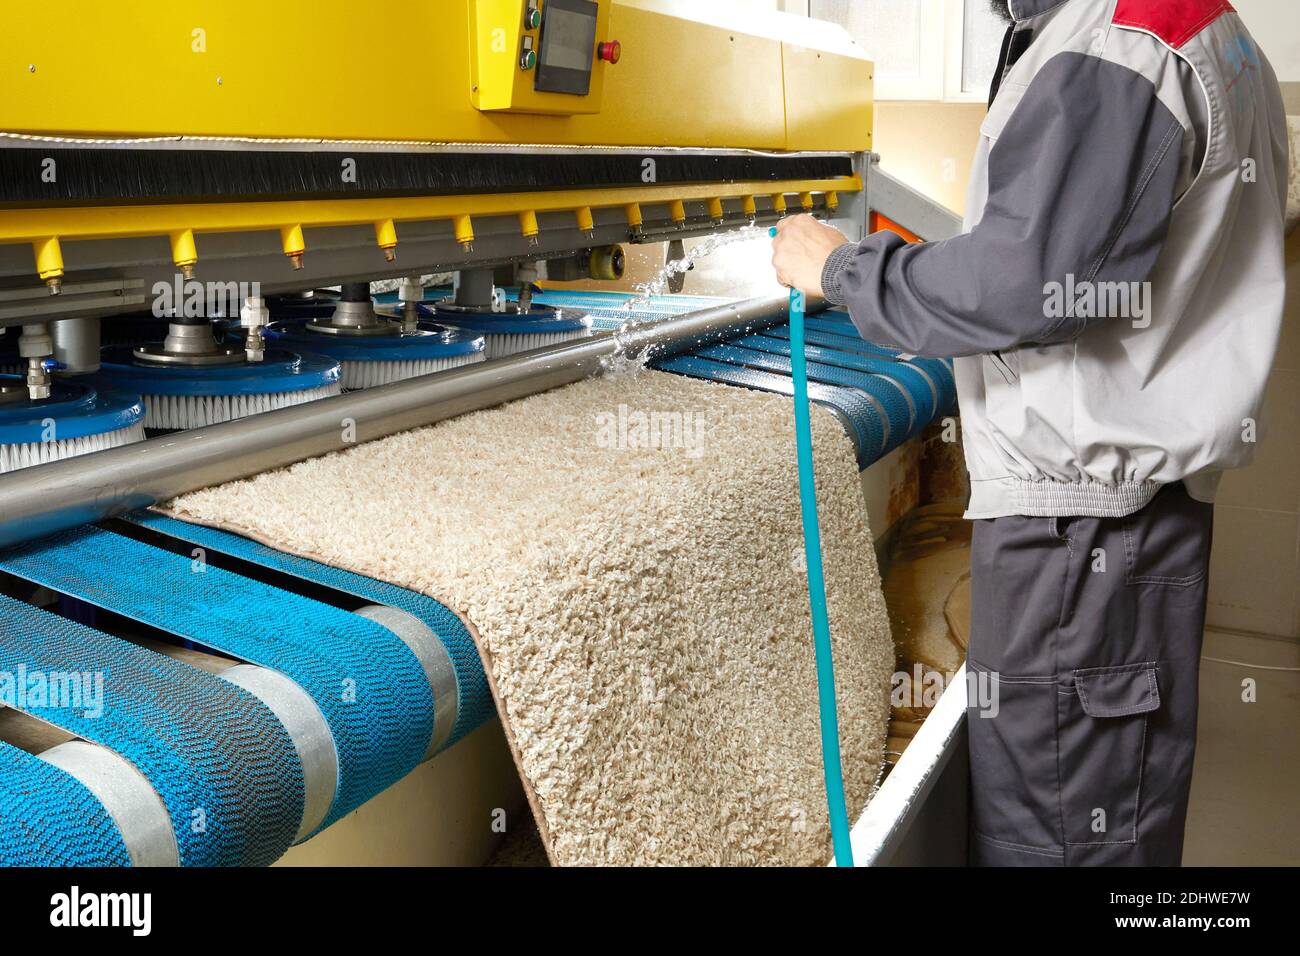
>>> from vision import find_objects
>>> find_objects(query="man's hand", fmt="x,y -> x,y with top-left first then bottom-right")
771,214 -> 852,298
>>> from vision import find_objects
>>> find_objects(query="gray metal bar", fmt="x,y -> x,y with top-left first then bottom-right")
0,273 -> 145,326
0,294 -> 816,549
864,157 -> 964,242
833,151 -> 872,242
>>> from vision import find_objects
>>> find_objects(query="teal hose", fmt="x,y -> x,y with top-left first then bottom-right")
772,230 -> 855,866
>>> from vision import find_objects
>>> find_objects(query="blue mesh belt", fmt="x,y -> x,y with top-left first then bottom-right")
0,526 -> 433,835
654,354 -> 887,466
691,343 -> 917,451
728,333 -> 940,425
0,593 -> 302,865
0,740 -> 131,867
124,512 -> 493,750
763,324 -> 958,415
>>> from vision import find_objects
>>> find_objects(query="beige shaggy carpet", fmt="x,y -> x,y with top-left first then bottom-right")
164,370 -> 894,866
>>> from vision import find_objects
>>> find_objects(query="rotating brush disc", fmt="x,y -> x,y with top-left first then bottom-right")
0,374 -> 145,473
255,303 -> 486,391
92,346 -> 341,432
419,299 -> 593,360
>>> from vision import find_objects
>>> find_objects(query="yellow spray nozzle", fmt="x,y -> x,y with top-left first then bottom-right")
519,209 -> 540,243
33,236 -> 64,293
169,229 -> 198,278
453,214 -> 475,251
280,224 -> 306,269
374,219 -> 398,262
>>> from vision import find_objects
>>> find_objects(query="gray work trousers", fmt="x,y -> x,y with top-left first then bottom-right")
966,482 -> 1214,866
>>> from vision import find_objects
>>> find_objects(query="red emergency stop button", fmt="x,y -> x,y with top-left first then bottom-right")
598,40 -> 621,64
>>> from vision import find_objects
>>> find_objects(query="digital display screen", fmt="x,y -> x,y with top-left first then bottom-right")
542,9 -> 596,73
535,0 -> 599,96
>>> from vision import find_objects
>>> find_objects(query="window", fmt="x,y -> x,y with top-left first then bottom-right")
809,0 -> 1006,101
952,0 -> 1005,99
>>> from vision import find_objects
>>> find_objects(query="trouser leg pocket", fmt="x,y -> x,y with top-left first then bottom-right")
1058,661 -> 1162,850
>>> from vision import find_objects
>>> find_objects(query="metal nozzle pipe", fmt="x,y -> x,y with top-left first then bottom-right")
0,294 -> 818,550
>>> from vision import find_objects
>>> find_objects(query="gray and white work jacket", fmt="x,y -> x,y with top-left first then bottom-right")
821,0 -> 1289,519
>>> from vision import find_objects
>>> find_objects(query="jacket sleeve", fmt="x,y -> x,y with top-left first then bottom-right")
821,51 -> 1189,358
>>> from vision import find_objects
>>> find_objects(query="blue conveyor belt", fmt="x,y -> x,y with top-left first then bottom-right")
125,513 -> 493,750
692,343 -> 917,452
727,334 -> 941,424
0,512 -> 497,865
0,526 -> 433,836
760,325 -> 958,417
0,593 -> 303,865
0,741 -> 131,867
655,355 -> 888,465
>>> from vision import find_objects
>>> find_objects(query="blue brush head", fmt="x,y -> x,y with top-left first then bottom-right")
0,375 -> 144,446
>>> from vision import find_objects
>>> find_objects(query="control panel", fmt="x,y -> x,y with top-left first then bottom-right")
471,0 -> 617,115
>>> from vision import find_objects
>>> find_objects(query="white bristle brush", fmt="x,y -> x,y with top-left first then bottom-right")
141,383 -> 341,431
339,352 -> 486,391
479,328 -> 591,361
0,421 -> 145,474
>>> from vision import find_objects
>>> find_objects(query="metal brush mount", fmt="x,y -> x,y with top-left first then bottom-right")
305,283 -> 398,337
441,267 -> 555,319
133,317 -> 245,367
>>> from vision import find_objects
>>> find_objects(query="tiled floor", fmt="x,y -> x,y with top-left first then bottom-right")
1183,629 -> 1300,866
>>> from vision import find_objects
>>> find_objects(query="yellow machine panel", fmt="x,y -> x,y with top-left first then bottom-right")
0,0 -> 871,151
783,40 -> 875,152
471,0 -> 615,115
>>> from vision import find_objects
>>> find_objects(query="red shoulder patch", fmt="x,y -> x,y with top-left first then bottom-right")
1113,0 -> 1235,49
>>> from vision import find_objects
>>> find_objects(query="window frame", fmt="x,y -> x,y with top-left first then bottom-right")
798,0 -> 999,102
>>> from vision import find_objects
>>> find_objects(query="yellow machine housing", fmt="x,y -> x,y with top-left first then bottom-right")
0,0 -> 871,148
0,0 -> 873,306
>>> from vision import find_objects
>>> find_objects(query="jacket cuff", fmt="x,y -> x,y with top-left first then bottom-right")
820,243 -> 859,306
